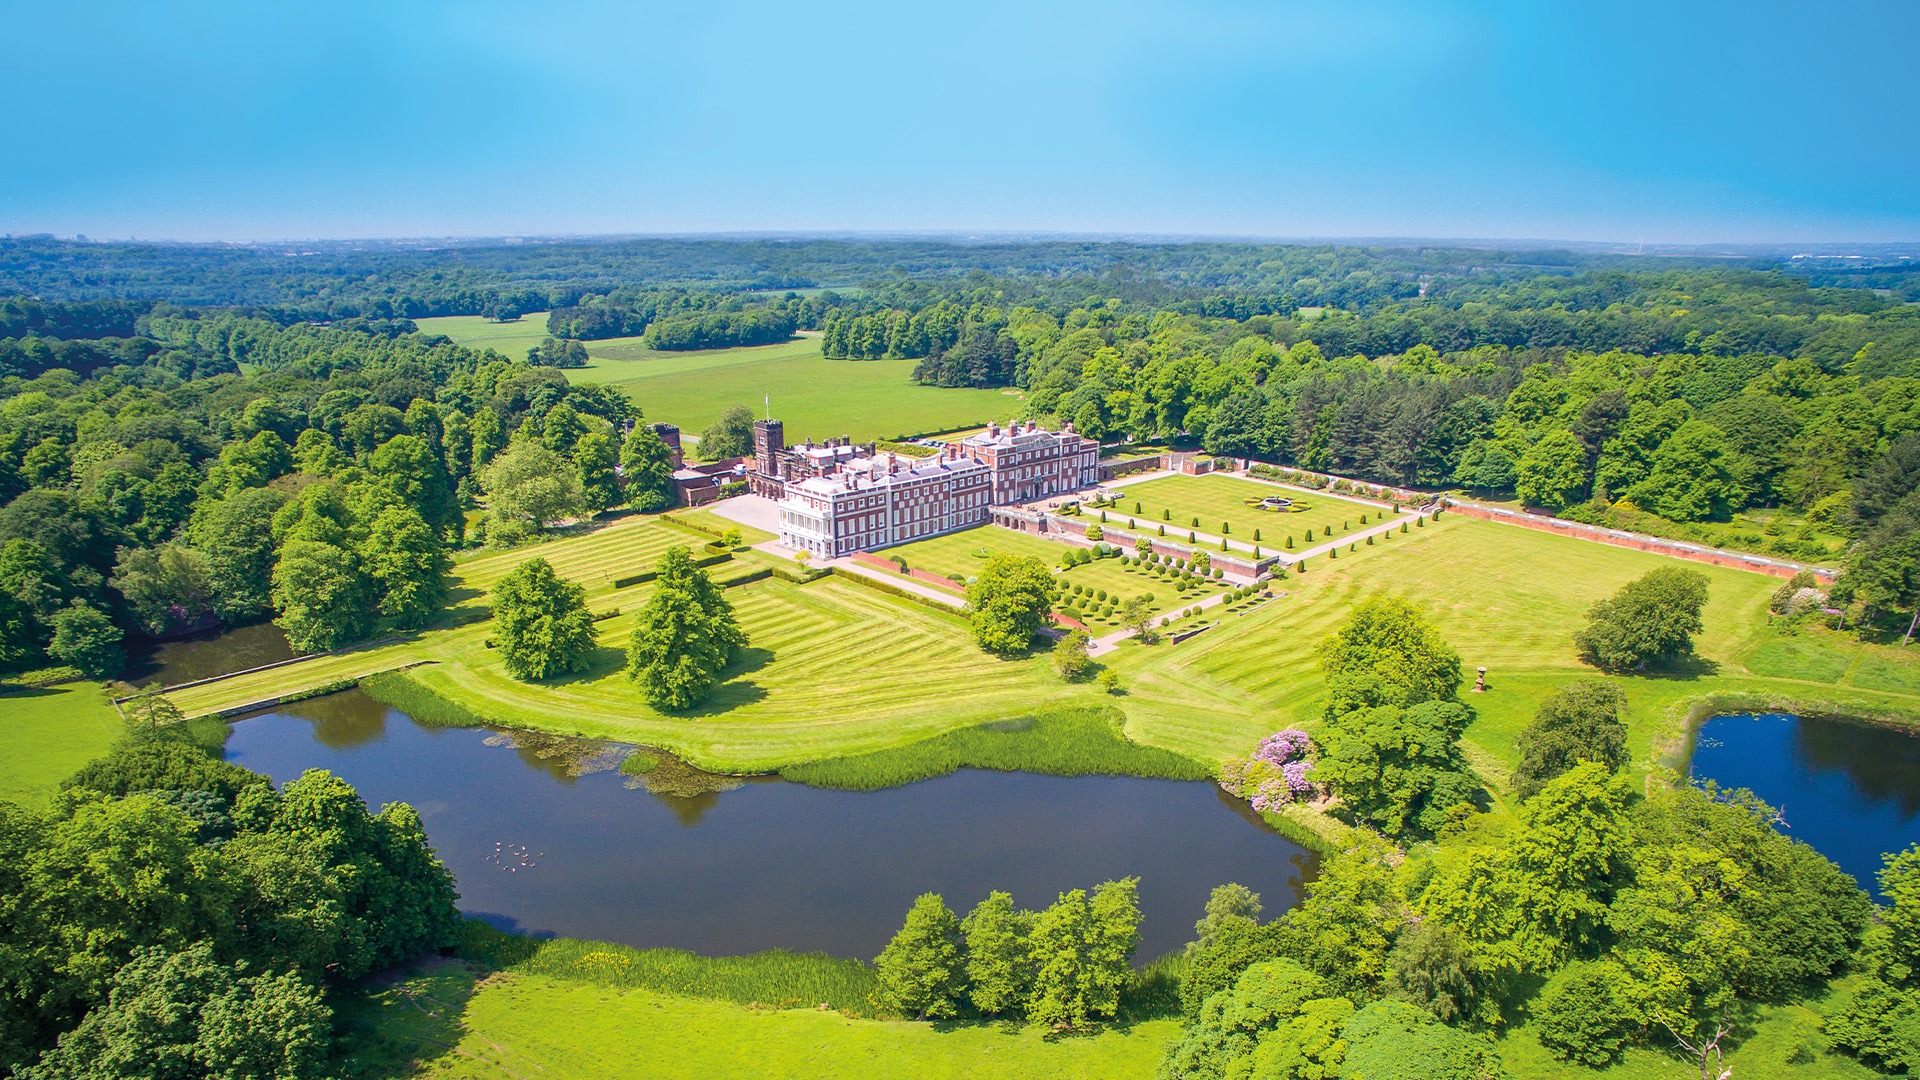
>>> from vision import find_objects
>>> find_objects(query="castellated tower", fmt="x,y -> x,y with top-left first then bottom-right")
753,418 -> 785,479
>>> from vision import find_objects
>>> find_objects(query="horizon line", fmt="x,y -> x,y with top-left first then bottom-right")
6,229 -> 1919,256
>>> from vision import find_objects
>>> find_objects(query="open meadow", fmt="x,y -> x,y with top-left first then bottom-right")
340,962 -> 1176,1080
1109,472 -> 1402,549
568,334 -> 1023,445
413,312 -> 582,359
419,311 -> 1031,448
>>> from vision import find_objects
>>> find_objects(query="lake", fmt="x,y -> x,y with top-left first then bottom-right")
224,690 -> 1318,961
1689,712 -> 1920,899
128,622 -> 296,687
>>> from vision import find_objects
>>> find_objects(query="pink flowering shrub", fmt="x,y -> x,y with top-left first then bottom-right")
1254,729 -> 1312,766
1221,729 -> 1318,808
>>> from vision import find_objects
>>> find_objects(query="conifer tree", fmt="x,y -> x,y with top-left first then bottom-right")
627,545 -> 747,708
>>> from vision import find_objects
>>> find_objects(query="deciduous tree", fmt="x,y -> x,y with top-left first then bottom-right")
48,601 -> 121,678
965,555 -> 1053,657
699,404 -> 755,461
1511,680 -> 1630,798
1312,701 -> 1478,840
491,557 -> 596,680
270,539 -> 373,652
619,425 -> 677,513
1053,628 -> 1094,681
875,893 -> 965,1020
1315,595 -> 1462,718
481,442 -> 585,543
1574,566 -> 1709,671
962,891 -> 1032,1015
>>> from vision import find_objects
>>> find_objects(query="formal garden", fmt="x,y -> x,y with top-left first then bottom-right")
1098,472 -> 1404,548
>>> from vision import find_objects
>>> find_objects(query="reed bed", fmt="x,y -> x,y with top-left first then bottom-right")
456,920 -> 881,1014
779,706 -> 1212,791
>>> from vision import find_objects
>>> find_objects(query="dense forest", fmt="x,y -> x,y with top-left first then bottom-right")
0,733 -> 459,1076
0,302 -> 661,677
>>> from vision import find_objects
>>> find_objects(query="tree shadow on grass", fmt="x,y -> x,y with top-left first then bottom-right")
333,957 -> 487,1078
544,644 -> 630,687
1640,654 -> 1723,681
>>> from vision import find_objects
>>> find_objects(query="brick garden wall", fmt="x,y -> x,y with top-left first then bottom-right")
1445,503 -> 1836,583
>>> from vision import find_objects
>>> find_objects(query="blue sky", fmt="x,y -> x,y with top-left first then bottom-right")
6,0 -> 1916,243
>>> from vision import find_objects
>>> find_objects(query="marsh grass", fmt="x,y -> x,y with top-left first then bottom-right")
360,669 -> 490,727
455,920 -> 880,1014
779,705 -> 1212,791
1117,951 -> 1188,1022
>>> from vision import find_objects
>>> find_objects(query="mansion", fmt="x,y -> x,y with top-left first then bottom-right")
763,419 -> 1100,558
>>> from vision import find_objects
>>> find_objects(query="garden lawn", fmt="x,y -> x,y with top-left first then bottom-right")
0,683 -> 123,807
1096,515 -> 1920,791
882,525 -> 1232,627
162,511 -> 1920,791
338,965 -> 1175,1080
1111,472 -> 1402,549
567,333 -> 1021,445
668,507 -> 775,545
452,515 -> 702,598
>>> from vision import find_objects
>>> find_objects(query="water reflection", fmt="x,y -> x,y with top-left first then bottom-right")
1791,715 -> 1920,818
1691,713 -> 1920,899
126,623 -> 296,687
226,690 -> 1318,959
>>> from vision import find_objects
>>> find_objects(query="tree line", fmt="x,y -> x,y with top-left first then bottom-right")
0,308 -> 682,677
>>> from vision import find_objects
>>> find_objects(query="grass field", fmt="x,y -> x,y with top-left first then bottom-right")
338,963 -> 1176,1080
413,312 -> 584,360
158,506 -> 1920,789
883,525 -> 1233,627
1097,515 -> 1920,788
0,683 -> 123,806
420,314 -> 1022,445
568,334 -> 1023,446
1110,473 -> 1403,549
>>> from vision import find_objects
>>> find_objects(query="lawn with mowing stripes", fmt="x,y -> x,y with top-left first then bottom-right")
1110,472 -> 1402,548
0,683 -> 124,807
567,333 -> 1023,445
453,517 -> 702,597
882,525 -> 1231,627
1099,515 -> 1920,792
166,511 -> 1920,790
389,575 -> 1070,767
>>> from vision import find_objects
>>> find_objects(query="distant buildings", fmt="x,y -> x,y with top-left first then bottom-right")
758,419 -> 1099,558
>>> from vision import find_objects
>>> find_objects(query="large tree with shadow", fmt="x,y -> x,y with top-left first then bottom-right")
626,545 -> 747,710
492,557 -> 597,680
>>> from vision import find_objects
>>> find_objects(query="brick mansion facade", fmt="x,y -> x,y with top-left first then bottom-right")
756,419 -> 1099,558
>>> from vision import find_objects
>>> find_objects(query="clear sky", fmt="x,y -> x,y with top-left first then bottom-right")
7,0 -> 1917,244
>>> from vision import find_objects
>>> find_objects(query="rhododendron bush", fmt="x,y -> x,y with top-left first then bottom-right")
1219,728 -> 1317,810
